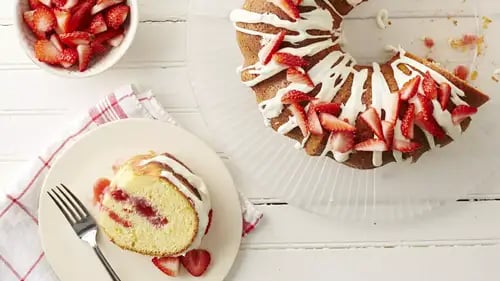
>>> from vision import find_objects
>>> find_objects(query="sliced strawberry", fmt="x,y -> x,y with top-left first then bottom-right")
108,33 -> 124,47
273,52 -> 308,68
291,0 -> 303,5
49,34 -> 64,51
91,0 -> 124,15
180,249 -> 211,277
34,39 -> 61,65
88,13 -> 107,34
38,0 -> 52,7
412,93 -> 434,116
329,132 -> 354,153
399,76 -> 420,101
93,28 -> 123,44
77,44 -> 92,72
281,90 -> 313,104
29,0 -> 43,9
306,105 -> 323,135
415,111 -> 446,139
401,103 -> 415,139
152,257 -> 180,277
52,0 -> 67,8
422,71 -> 438,99
453,65 -> 469,80
354,139 -> 388,152
67,0 -> 94,32
381,121 -> 394,148
319,113 -> 356,132
359,107 -> 384,141
24,11 -> 46,39
90,41 -> 109,54
314,102 -> 341,116
451,105 -> 477,125
62,0 -> 79,9
53,8 -> 71,34
385,92 -> 400,124
393,139 -> 421,153
58,48 -> 78,68
59,31 -> 92,46
270,0 -> 300,20
204,209 -> 213,235
93,177 -> 110,204
105,4 -> 129,30
438,83 -> 451,110
258,31 -> 286,65
288,103 -> 308,136
33,7 -> 56,34
287,67 -> 314,87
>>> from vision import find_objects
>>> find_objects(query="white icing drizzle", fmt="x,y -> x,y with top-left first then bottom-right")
231,0 -> 471,166
140,154 -> 211,256
376,9 -> 389,29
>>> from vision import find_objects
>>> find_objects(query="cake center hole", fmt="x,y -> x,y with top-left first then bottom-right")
339,5 -> 395,65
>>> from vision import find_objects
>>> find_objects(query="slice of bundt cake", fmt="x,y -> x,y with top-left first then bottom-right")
94,152 -> 211,257
230,0 -> 490,169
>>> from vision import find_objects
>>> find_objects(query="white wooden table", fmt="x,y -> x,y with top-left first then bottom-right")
1,1 -> 500,280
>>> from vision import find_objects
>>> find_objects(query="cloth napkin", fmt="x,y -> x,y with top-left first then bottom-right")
0,85 -> 263,281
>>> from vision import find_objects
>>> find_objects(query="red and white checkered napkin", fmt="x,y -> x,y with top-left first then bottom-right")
0,85 -> 263,281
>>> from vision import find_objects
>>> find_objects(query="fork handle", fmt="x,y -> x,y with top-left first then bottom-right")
93,246 -> 122,281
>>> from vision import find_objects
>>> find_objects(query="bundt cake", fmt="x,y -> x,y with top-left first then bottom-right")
230,0 -> 490,169
93,152 -> 211,257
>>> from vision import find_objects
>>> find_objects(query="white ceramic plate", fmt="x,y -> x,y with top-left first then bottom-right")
38,119 -> 242,281
187,0 -> 497,221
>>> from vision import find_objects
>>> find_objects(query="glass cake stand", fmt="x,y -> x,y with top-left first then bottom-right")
186,0 -> 498,221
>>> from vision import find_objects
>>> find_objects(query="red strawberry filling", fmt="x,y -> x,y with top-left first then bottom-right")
110,189 -> 168,227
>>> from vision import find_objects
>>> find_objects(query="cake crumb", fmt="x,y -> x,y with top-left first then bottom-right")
471,70 -> 478,81
423,37 -> 435,49
492,69 -> 500,82
449,34 -> 485,55
453,65 -> 469,80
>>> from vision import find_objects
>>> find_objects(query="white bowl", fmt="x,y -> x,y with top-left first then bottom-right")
14,0 -> 139,78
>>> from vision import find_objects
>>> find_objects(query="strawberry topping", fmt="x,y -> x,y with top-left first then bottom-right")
401,103 -> 415,139
354,139 -> 389,152
359,107 -> 384,141
270,0 -> 300,20
319,113 -> 355,132
381,121 -> 394,148
329,132 -> 354,153
273,52 -> 308,67
286,67 -> 314,87
453,65 -> 469,80
438,83 -> 451,110
399,76 -> 420,101
180,249 -> 212,277
259,31 -> 286,65
92,177 -> 110,204
281,90 -> 313,104
415,111 -> 446,139
393,139 -> 421,153
422,71 -> 438,100
289,103 -> 309,136
306,104 -> 323,136
152,257 -> 180,277
205,209 -> 213,235
313,102 -> 341,116
451,105 -> 477,125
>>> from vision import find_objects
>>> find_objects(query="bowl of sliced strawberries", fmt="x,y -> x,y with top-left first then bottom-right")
15,0 -> 138,77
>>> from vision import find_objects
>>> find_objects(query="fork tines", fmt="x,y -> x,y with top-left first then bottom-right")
47,184 -> 90,224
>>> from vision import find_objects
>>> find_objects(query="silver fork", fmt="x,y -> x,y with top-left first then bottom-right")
48,184 -> 121,281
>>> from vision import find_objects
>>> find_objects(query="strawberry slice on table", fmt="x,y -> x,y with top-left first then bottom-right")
438,83 -> 451,110
401,103 -> 415,139
105,4 -> 129,30
381,121 -> 394,148
53,8 -> 71,34
152,257 -> 180,277
451,105 -> 478,125
77,44 -> 92,72
204,209 -> 213,235
258,31 -> 286,65
180,249 -> 211,277
422,71 -> 438,99
393,139 -> 421,153
399,76 -> 420,101
306,105 -> 323,136
88,13 -> 107,34
91,0 -> 124,15
319,113 -> 355,132
67,0 -> 95,32
58,48 -> 78,68
33,7 -> 56,34
24,11 -> 46,39
59,31 -> 92,46
281,90 -> 313,104
354,139 -> 388,152
288,103 -> 309,136
314,102 -> 341,116
108,33 -> 124,47
92,177 -> 110,204
415,111 -> 446,139
286,67 -> 314,87
273,52 -> 308,67
270,0 -> 300,20
360,107 -> 384,141
329,132 -> 354,153
384,92 -> 400,124
34,39 -> 61,65
49,34 -> 64,52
